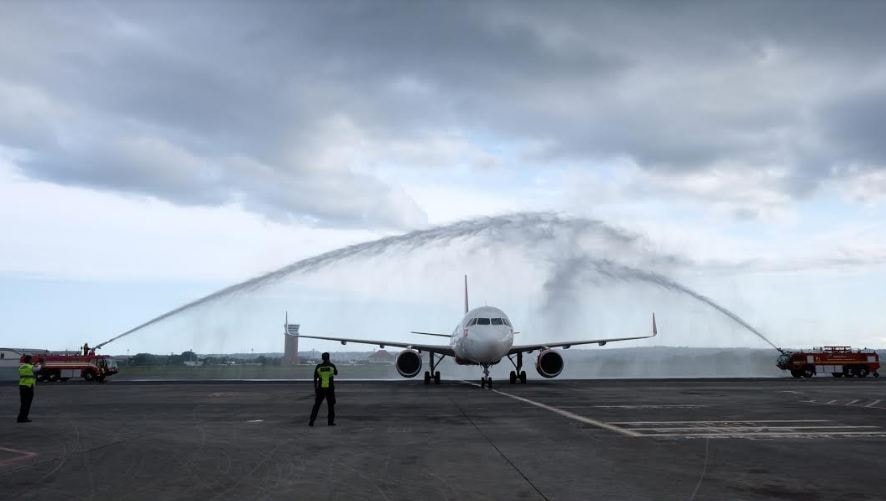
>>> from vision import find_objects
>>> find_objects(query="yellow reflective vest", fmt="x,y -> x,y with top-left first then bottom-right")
18,363 -> 36,388
315,364 -> 336,389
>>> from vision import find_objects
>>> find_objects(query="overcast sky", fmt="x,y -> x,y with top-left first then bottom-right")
2,1 -> 886,354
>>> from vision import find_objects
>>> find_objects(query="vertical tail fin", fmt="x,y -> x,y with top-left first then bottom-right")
284,310 -> 288,334
464,275 -> 469,314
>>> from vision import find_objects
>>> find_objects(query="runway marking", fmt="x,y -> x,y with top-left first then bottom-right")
643,431 -> 886,438
246,419 -> 264,423
0,446 -> 38,466
627,425 -> 878,432
610,420 -> 886,439
609,419 -> 829,425
803,399 -> 885,409
554,404 -> 706,410
461,382 -> 640,437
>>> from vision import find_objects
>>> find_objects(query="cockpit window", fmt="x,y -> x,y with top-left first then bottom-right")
502,318 -> 512,327
477,318 -> 491,325
491,318 -> 503,325
467,318 -> 477,326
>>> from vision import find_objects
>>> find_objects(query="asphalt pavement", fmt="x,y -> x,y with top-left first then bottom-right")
1,377 -> 885,500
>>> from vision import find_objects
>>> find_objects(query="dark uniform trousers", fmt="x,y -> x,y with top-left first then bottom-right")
18,386 -> 34,422
310,388 -> 335,425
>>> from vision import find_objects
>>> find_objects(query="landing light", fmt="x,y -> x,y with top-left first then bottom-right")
598,341 -> 606,346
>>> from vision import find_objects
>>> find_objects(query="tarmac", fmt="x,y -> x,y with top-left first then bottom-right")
1,377 -> 885,500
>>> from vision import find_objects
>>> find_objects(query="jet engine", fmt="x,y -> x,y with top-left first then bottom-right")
535,349 -> 564,378
395,350 -> 422,378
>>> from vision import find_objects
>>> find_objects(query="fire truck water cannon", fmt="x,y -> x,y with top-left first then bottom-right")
776,346 -> 880,379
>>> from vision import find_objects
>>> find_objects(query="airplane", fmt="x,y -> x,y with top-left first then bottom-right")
292,276 -> 658,388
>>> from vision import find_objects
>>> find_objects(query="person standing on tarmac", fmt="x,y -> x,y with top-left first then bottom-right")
17,355 -> 38,423
309,352 -> 337,427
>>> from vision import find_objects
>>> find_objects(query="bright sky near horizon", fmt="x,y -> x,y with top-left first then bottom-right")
2,1 -> 886,355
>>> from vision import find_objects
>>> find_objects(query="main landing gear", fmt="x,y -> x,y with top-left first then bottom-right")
423,352 -> 443,385
480,364 -> 492,388
507,352 -> 528,384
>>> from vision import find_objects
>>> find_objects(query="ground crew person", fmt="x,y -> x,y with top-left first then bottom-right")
18,355 -> 37,423
309,352 -> 337,426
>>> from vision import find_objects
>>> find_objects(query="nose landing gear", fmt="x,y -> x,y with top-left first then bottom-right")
480,364 -> 492,388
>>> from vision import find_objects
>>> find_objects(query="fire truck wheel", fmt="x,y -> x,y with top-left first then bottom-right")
48,371 -> 60,382
802,367 -> 814,378
875,372 -> 880,378
790,370 -> 802,378
83,371 -> 94,382
832,373 -> 843,378
37,373 -> 48,382
98,376 -> 106,384
61,378 -> 70,382
858,367 -> 869,378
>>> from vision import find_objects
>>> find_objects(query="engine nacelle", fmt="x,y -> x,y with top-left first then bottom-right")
536,349 -> 564,378
395,350 -> 423,378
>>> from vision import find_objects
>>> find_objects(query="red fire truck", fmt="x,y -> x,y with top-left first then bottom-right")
26,352 -> 119,383
776,346 -> 880,378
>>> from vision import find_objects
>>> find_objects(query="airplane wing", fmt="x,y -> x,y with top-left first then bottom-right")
296,334 -> 455,357
508,313 -> 658,355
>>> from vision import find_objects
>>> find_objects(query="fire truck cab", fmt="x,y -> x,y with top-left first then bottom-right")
777,346 -> 880,378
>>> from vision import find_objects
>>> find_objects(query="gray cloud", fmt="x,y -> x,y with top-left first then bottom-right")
2,1 -> 886,225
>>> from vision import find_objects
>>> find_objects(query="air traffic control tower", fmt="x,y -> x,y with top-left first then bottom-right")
283,321 -> 299,365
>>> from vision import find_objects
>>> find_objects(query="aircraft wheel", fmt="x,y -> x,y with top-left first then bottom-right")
509,371 -> 516,384
480,377 -> 486,388
423,371 -> 431,385
434,372 -> 441,384
519,371 -> 527,384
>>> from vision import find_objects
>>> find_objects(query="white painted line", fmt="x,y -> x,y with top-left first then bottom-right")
591,404 -> 706,409
826,400 -> 837,404
644,431 -> 886,438
246,419 -> 264,423
629,425 -> 878,432
467,382 -> 641,438
866,400 -> 882,408
609,419 -> 830,425
846,399 -> 860,406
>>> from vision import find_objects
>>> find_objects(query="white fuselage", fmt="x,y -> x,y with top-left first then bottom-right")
449,306 -> 514,364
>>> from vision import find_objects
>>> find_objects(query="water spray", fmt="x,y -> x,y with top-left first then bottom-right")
94,212 -> 780,351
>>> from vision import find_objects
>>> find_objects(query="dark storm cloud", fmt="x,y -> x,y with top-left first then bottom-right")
2,0 -> 886,225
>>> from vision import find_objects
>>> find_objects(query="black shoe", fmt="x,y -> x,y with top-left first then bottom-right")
328,422 -> 336,426
17,419 -> 31,423
308,421 -> 314,427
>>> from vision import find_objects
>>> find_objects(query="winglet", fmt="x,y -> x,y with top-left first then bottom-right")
464,274 -> 469,314
652,313 -> 658,337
